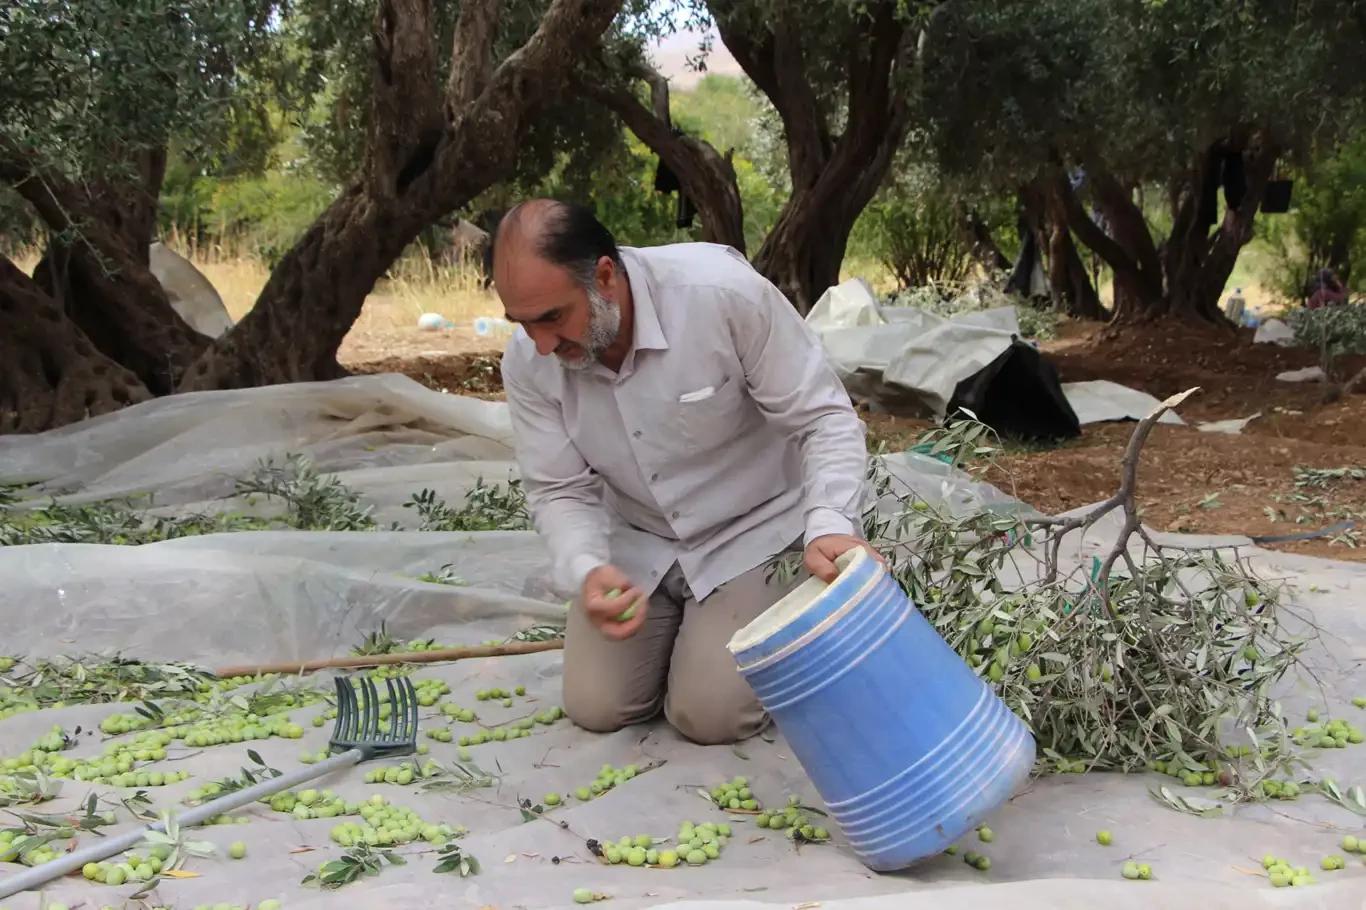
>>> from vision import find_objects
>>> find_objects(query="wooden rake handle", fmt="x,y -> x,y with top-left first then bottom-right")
214,639 -> 564,679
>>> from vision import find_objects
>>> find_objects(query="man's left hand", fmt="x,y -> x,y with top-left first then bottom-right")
803,534 -> 885,583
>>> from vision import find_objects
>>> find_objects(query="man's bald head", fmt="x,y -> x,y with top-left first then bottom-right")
490,199 -> 631,370
490,199 -> 624,289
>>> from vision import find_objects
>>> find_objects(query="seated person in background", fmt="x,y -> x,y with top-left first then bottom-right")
1306,267 -> 1348,309
493,199 -> 879,745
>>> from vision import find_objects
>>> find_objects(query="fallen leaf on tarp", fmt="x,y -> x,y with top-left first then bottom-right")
504,853 -> 517,863
1149,785 -> 1224,818
161,870 -> 200,879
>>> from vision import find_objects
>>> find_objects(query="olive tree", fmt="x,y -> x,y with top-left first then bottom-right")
581,0 -> 932,312
1,0 -> 623,432
916,0 -> 1366,324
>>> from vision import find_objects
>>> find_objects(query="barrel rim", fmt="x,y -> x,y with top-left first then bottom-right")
726,547 -> 877,658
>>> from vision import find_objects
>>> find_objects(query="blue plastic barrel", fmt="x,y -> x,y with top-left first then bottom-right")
727,547 -> 1035,872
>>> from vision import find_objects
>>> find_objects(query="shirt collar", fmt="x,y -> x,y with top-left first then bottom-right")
620,247 -> 668,352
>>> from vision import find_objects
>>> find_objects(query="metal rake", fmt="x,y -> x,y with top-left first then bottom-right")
330,673 -> 420,759
0,674 -> 419,900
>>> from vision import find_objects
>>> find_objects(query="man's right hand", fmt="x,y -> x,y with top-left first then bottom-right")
581,565 -> 647,640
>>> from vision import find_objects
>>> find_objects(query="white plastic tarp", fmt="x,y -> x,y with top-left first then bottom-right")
148,242 -> 237,340
1060,380 -> 1185,427
806,280 -> 1185,427
808,280 -> 1019,418
1,376 -> 1364,910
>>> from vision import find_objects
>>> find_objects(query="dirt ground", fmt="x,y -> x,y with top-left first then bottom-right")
343,319 -> 1366,563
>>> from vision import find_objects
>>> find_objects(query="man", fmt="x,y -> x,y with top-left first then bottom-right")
494,199 -> 876,746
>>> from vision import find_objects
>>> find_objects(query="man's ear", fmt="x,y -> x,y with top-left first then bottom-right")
596,255 -> 616,293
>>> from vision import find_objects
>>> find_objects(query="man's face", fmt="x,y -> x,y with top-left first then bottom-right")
496,250 -> 622,370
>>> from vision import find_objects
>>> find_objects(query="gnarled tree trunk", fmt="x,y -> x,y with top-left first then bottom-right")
712,2 -> 912,312
583,58 -> 746,251
0,254 -> 152,434
176,0 -> 624,391
0,137 -> 210,395
1044,188 -> 1104,320
959,209 -> 1011,274
1053,131 -> 1280,326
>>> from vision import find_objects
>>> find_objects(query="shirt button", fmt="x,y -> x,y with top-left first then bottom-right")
632,430 -> 642,438
650,472 -> 659,481
651,570 -> 658,577
671,510 -> 680,519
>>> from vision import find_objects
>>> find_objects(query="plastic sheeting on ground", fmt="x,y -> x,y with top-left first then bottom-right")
807,279 -> 1189,428
2,375 -> 1365,910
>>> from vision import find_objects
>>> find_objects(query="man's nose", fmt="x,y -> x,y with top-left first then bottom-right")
528,325 -> 558,356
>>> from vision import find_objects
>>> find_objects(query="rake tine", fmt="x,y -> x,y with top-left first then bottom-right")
361,676 -> 381,740
403,677 -> 418,743
384,677 -> 400,742
393,677 -> 410,743
340,672 -> 360,737
332,677 -> 351,742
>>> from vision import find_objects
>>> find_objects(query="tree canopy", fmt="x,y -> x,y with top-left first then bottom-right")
5,0 -> 1366,432
914,0 -> 1366,321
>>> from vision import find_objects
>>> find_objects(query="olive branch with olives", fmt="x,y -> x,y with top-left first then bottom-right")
771,388 -> 1326,803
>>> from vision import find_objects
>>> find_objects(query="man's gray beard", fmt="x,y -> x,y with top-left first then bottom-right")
556,287 -> 622,371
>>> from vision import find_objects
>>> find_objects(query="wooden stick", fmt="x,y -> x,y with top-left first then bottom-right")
214,639 -> 564,679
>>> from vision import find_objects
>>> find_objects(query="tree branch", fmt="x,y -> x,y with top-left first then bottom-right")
0,135 -> 211,391
1049,164 -> 1161,302
709,3 -> 831,187
446,0 -> 503,114
579,55 -> 747,250
366,0 -> 444,198
1087,169 -> 1163,280
1030,386 -> 1200,597
632,60 -> 672,126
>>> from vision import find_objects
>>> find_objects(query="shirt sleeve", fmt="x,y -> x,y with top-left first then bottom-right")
501,359 -> 611,593
718,265 -> 870,544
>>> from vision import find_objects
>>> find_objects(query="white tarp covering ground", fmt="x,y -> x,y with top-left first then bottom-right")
1,374 -> 1365,910
806,279 -> 1185,426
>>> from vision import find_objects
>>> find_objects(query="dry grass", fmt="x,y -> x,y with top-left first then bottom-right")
185,243 -> 504,331
11,240 -> 505,332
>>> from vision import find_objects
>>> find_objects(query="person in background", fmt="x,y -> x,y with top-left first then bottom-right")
1306,267 -> 1348,309
492,199 -> 879,745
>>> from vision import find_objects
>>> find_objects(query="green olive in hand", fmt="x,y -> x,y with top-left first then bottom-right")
605,588 -> 639,623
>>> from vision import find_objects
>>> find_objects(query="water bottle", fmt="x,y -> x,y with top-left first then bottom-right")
1224,288 -> 1246,323
417,312 -> 452,331
473,316 -> 515,338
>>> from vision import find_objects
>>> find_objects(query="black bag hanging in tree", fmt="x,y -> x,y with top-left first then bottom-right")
1261,167 -> 1294,215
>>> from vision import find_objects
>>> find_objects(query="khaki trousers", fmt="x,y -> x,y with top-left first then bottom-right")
562,550 -> 807,745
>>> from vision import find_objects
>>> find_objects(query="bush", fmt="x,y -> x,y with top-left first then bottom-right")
1259,131 -> 1366,302
888,278 -> 1062,340
1287,302 -> 1366,378
855,166 -> 976,289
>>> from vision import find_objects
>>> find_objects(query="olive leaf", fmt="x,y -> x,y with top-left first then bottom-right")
302,844 -> 404,890
433,843 -> 481,876
1316,779 -> 1366,816
1149,786 -> 1225,818
0,770 -> 62,807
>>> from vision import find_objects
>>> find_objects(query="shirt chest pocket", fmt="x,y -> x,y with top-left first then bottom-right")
673,374 -> 751,450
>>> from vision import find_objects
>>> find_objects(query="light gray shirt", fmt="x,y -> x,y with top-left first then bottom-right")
501,242 -> 868,602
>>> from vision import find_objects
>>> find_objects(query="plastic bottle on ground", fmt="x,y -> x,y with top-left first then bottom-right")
1223,287 -> 1246,323
473,316 -> 515,337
